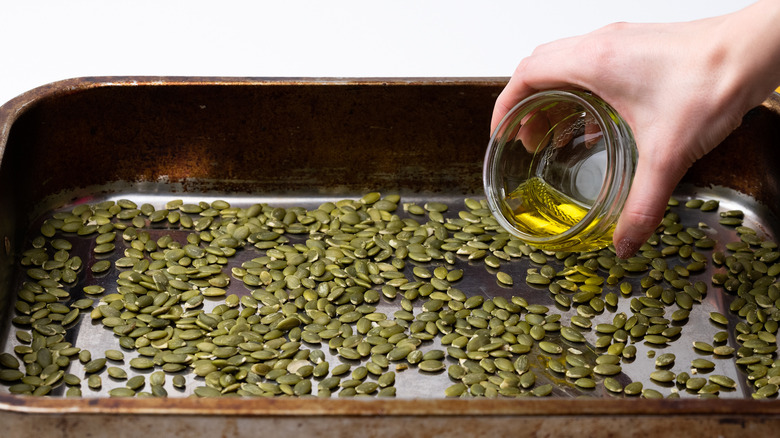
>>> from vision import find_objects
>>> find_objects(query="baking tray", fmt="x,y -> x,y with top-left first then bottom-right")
0,77 -> 780,436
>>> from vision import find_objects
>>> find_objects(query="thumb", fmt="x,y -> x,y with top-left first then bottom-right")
612,152 -> 686,259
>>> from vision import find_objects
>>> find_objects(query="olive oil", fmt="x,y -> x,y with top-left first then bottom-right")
502,176 -> 613,251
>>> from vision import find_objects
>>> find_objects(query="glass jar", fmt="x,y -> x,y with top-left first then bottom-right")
483,90 -> 637,252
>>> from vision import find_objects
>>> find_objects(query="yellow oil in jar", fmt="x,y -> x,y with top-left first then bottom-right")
502,176 -> 613,251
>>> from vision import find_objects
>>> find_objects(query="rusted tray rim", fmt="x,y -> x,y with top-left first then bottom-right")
0,75 -> 508,119
0,76 -> 509,167
1,394 -> 779,417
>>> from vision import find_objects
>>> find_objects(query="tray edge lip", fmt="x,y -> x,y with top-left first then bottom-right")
1,394 -> 780,417
0,75 -> 511,164
0,74 -> 511,111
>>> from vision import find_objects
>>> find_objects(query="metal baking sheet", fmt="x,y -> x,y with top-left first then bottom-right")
0,77 -> 779,436
0,187 -> 774,400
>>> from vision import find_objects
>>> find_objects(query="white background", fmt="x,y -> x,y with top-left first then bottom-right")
0,0 -> 755,107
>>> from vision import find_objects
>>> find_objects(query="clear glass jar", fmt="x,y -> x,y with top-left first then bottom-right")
483,90 -> 637,252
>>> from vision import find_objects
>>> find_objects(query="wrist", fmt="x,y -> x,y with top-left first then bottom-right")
717,0 -> 780,112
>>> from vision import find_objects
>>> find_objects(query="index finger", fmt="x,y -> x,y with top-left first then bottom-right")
491,74 -> 537,133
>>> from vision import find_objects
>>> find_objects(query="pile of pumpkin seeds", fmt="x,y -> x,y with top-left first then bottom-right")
1,192 -> 779,400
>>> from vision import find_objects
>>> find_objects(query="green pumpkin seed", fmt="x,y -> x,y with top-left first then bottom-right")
293,380 -> 312,396
129,357 -> 155,370
90,260 -> 111,274
377,371 -> 396,388
538,341 -> 562,355
377,387 -> 396,397
644,335 -> 668,345
698,383 -> 721,395
624,382 -> 643,396
684,199 -> 704,209
713,345 -> 735,356
755,384 -> 779,398
84,358 -> 107,374
83,285 -> 105,295
1,354 -> 21,370
574,378 -> 596,389
105,349 -> 125,361
194,386 -> 222,397
691,358 -> 715,370
107,367 -> 128,379
642,388 -> 664,399
0,369 -> 24,382
566,366 -> 592,379
593,364 -> 622,376
418,360 -> 445,372
331,363 -> 351,376
709,374 -> 736,389
650,370 -> 676,383
445,382 -> 467,397
686,377 -> 707,391
496,272 -> 513,286
526,274 -> 551,285
655,353 -> 676,367
709,312 -> 728,325
126,375 -> 145,390
173,375 -> 186,389
356,381 -> 379,394
109,387 -> 136,397
531,384 -> 553,397
603,377 -> 623,393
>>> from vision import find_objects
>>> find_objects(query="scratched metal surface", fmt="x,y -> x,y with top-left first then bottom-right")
0,183 -> 776,400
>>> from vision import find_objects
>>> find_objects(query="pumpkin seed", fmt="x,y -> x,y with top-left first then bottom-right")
105,349 -> 125,361
496,272 -> 513,286
419,360 -> 445,372
655,353 -> 676,368
84,358 -> 107,374
624,382 -> 643,396
603,377 -> 623,393
709,312 -> 728,326
593,364 -> 622,376
709,374 -> 736,389
90,260 -> 111,274
109,387 -> 136,397
755,384 -> 779,398
691,358 -> 715,370
126,375 -> 146,390
531,384 -> 553,397
650,370 -> 676,383
129,357 -> 155,370
538,341 -> 562,355
194,386 -> 222,397
107,367 -> 128,380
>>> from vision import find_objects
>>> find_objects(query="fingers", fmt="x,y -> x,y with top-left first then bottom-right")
517,110 -> 552,153
491,74 -> 535,133
612,151 -> 687,259
548,102 -> 581,148
583,119 -> 603,149
490,36 -> 594,133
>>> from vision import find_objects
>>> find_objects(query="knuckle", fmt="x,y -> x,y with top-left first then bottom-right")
622,205 -> 664,236
599,21 -> 632,33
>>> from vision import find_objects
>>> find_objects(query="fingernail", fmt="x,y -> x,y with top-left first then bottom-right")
616,238 -> 641,260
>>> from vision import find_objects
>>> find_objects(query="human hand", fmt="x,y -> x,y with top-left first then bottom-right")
512,101 -> 601,154
491,1 -> 780,258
